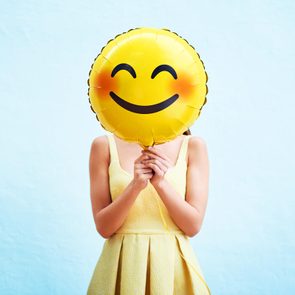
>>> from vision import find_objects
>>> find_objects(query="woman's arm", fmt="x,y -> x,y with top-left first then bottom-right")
89,136 -> 142,239
152,136 -> 209,237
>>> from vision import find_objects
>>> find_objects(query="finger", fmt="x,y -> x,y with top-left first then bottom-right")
145,159 -> 168,175
147,174 -> 154,179
135,163 -> 153,169
143,157 -> 170,172
154,159 -> 168,174
145,162 -> 163,176
135,153 -> 151,164
138,171 -> 153,179
143,172 -> 154,179
141,147 -> 171,162
136,167 -> 153,174
142,151 -> 172,169
135,164 -> 153,174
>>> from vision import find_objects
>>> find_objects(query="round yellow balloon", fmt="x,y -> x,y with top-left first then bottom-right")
87,27 -> 208,148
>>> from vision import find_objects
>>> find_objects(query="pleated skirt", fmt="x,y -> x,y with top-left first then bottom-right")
87,233 -> 209,295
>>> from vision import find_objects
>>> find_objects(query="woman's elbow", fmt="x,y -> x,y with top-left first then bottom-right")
96,226 -> 111,239
186,223 -> 201,238
95,221 -> 112,239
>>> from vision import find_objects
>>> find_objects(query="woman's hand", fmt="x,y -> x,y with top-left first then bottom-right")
141,146 -> 174,187
132,153 -> 154,191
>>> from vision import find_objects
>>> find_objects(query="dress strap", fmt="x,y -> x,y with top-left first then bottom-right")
106,133 -> 119,164
107,133 -> 192,164
177,135 -> 192,164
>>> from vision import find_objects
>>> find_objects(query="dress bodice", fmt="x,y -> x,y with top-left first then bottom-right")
106,133 -> 192,235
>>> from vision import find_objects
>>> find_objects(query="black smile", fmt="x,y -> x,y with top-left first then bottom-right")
109,91 -> 179,114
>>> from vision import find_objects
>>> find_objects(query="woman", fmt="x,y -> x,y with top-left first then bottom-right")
87,129 -> 210,295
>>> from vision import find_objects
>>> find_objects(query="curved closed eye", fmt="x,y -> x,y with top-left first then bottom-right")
151,64 -> 177,80
111,63 -> 136,78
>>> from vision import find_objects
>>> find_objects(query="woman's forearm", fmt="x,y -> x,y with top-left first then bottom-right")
95,180 -> 142,239
153,179 -> 200,237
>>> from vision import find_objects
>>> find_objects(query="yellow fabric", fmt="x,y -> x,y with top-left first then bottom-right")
87,133 -> 211,295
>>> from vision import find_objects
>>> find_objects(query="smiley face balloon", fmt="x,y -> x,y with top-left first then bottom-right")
87,27 -> 208,148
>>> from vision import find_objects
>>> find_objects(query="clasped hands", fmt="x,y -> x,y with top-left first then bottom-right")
141,146 -> 174,187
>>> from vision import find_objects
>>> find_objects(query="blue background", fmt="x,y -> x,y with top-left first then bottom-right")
1,1 -> 294,294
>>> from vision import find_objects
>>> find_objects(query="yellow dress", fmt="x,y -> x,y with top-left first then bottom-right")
87,133 -> 211,295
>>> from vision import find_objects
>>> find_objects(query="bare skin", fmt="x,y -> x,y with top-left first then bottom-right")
89,134 -> 209,239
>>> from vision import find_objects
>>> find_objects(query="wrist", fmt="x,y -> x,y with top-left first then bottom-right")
151,178 -> 166,191
130,179 -> 144,193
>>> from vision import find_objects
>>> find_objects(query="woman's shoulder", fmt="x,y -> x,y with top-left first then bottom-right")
187,135 -> 207,146
90,134 -> 109,147
187,135 -> 208,162
89,134 -> 110,163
